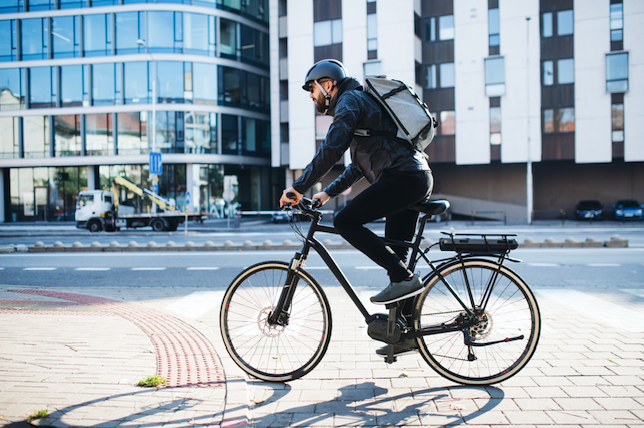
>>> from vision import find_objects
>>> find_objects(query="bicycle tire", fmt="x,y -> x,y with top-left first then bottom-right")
414,258 -> 540,385
220,261 -> 332,381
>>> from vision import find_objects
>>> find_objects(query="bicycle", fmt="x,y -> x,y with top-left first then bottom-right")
220,197 -> 541,385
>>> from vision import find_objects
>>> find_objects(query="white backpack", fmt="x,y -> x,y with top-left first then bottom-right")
356,76 -> 438,152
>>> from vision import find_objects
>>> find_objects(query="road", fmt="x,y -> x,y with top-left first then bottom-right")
1,247 -> 642,291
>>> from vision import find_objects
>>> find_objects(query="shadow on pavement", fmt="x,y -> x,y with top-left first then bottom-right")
251,381 -> 504,427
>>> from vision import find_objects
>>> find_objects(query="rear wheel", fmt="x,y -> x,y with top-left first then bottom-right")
220,261 -> 332,381
414,259 -> 540,385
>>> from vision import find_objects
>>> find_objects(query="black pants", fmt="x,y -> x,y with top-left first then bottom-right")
334,170 -> 433,283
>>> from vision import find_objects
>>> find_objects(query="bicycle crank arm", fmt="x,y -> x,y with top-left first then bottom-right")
464,334 -> 524,347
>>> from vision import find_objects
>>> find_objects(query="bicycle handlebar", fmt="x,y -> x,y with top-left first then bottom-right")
284,192 -> 322,215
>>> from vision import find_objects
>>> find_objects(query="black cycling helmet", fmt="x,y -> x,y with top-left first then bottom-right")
302,59 -> 347,92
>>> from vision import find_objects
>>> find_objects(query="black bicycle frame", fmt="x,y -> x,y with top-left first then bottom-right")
267,204 -> 504,332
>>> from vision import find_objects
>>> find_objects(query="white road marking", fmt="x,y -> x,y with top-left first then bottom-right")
587,263 -> 620,267
23,267 -> 56,271
529,263 -> 560,267
303,266 -> 328,270
186,267 -> 220,271
75,267 -> 111,271
535,289 -> 644,333
131,267 -> 166,271
166,291 -> 224,319
356,266 -> 382,270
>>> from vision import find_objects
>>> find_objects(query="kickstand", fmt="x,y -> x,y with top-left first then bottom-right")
384,303 -> 398,364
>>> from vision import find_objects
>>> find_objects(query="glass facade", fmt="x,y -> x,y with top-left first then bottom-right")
0,2 -> 273,222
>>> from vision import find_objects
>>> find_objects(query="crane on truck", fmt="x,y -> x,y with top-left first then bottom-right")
75,176 -> 202,232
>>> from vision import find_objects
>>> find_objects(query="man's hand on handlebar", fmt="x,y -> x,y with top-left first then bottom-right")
280,187 -> 302,208
312,191 -> 330,209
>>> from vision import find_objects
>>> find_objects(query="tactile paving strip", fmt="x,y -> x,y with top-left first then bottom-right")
10,290 -> 225,388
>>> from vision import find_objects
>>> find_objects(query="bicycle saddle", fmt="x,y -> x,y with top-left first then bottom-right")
409,199 -> 450,216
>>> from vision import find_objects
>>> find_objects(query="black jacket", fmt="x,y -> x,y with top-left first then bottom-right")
292,77 -> 431,197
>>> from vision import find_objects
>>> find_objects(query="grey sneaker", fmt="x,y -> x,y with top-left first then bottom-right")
376,338 -> 418,356
370,274 -> 423,304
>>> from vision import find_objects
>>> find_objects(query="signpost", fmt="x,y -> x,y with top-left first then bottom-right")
149,152 -> 162,175
185,191 -> 190,235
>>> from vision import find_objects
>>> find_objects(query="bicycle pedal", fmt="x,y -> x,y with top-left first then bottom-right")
384,355 -> 397,364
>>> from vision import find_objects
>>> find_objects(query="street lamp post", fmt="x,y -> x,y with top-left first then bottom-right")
526,17 -> 533,225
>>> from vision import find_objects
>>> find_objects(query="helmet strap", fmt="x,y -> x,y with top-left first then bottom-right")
314,79 -> 335,113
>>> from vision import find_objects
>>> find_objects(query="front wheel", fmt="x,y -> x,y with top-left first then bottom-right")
414,259 -> 540,385
220,261 -> 332,381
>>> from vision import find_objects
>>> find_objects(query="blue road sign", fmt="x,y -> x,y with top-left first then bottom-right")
149,152 -> 162,175
186,191 -> 190,206
153,183 -> 159,194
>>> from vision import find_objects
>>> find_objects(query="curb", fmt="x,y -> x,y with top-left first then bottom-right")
4,236 -> 629,253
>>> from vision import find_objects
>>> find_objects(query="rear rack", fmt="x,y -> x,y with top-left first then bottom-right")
439,232 -> 518,255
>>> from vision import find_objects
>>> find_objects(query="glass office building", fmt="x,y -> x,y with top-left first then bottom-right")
0,0 -> 277,222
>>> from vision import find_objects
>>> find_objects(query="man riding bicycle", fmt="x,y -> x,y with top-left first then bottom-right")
279,60 -> 434,348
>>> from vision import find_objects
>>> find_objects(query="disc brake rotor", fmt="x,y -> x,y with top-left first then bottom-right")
257,306 -> 286,337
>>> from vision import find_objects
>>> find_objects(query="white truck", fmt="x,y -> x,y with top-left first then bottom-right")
75,176 -> 202,232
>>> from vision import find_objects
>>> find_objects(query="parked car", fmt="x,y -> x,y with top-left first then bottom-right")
613,199 -> 643,221
575,200 -> 603,221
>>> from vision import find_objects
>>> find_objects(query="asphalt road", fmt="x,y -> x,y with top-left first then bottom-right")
1,247 -> 642,292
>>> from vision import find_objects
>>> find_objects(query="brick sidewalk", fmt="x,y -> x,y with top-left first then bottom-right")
0,284 -> 642,427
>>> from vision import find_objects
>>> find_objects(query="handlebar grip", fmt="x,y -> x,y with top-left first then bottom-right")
286,192 -> 297,199
312,199 -> 322,209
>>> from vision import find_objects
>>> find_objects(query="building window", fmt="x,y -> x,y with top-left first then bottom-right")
30,66 -> 55,109
427,17 -> 436,42
439,63 -> 454,88
157,61 -> 185,103
557,10 -> 573,36
544,108 -> 574,133
488,8 -> 500,48
21,18 -> 48,61
425,64 -> 436,89
84,14 -> 112,57
0,117 -> 20,159
490,106 -> 501,145
115,12 -> 145,55
185,111 -> 215,154
85,113 -> 113,156
23,116 -> 50,158
221,114 -> 239,154
439,15 -> 454,40
220,18 -> 238,57
124,62 -> 149,104
52,16 -> 80,58
92,63 -> 115,106
364,61 -> 381,78
117,112 -> 148,155
439,111 -> 455,135
61,64 -> 87,107
543,60 -> 553,86
193,62 -> 218,105
557,58 -> 574,84
314,19 -> 342,47
606,53 -> 628,92
610,3 -> 623,42
0,20 -> 18,62
148,11 -> 183,54
485,57 -> 505,96
0,68 -> 25,110
367,13 -> 377,53
54,115 -> 81,157
542,12 -> 553,37
611,102 -> 624,143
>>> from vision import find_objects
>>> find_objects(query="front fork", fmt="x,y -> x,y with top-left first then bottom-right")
267,253 -> 305,326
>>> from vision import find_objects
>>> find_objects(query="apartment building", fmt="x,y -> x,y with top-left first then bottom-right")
0,0 -> 278,223
272,0 -> 643,221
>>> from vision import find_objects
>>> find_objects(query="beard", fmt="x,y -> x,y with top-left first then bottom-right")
313,91 -> 328,114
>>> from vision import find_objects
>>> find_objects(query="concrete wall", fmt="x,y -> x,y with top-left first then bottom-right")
454,0 -> 490,165
623,0 -> 644,161
574,0 -> 612,163
286,0 -> 315,170
499,0 -> 541,164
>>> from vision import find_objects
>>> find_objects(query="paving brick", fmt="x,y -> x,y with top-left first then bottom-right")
503,411 -> 554,425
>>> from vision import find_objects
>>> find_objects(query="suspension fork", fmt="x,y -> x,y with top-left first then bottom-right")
267,252 -> 306,326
